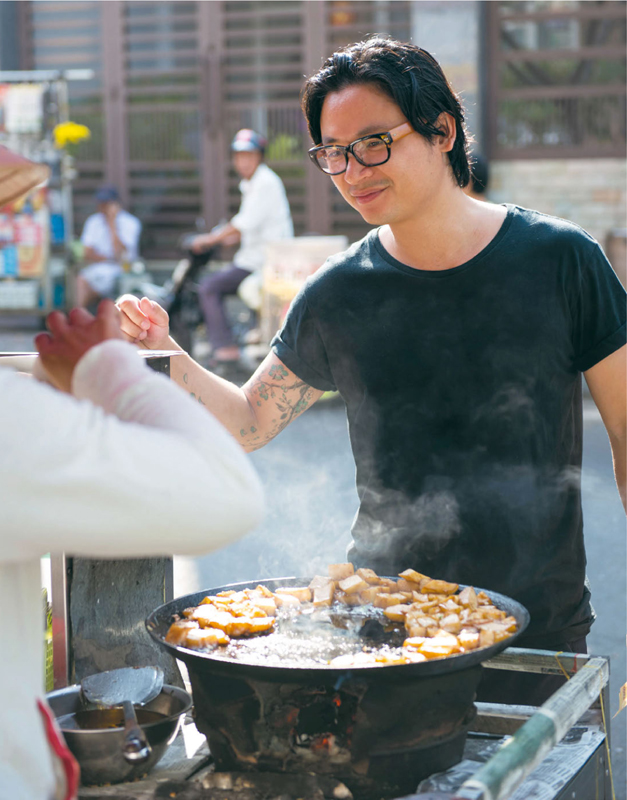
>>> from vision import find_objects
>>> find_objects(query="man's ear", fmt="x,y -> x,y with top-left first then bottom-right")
434,112 -> 456,154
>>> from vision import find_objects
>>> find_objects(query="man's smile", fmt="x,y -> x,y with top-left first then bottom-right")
350,186 -> 388,204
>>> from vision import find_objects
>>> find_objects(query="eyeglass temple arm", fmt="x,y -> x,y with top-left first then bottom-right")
390,122 -> 414,142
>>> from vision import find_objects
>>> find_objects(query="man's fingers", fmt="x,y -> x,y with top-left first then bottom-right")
97,298 -> 121,323
45,311 -> 70,338
117,294 -> 150,328
67,307 -> 94,327
139,297 -> 169,327
34,332 -> 53,355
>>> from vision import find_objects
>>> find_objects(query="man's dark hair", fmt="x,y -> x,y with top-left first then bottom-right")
301,37 -> 470,188
468,153 -> 489,195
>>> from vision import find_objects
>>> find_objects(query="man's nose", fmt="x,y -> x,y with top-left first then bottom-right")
343,153 -> 374,184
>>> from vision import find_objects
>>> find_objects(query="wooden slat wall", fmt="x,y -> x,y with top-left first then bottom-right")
221,1 -> 307,236
122,1 -> 203,255
486,0 -> 626,160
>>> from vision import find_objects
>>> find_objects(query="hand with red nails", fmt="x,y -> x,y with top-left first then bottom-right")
34,300 -> 124,392
116,295 -> 174,351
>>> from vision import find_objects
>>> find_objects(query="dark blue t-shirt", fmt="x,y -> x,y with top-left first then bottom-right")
272,205 -> 626,643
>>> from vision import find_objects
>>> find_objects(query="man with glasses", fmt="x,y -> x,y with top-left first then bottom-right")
118,37 -> 626,704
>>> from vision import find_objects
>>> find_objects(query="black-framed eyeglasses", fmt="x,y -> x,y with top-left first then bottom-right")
308,122 -> 414,175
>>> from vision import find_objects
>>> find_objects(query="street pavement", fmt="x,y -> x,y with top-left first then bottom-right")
2,316 -> 625,797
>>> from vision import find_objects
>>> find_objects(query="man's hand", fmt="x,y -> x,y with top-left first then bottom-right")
34,300 -> 124,393
190,232 -> 217,254
117,295 -> 173,350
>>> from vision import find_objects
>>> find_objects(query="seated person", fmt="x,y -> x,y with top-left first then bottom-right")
77,185 -> 141,307
190,129 -> 293,367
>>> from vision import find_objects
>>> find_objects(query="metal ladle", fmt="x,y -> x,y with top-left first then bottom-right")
81,666 -> 164,764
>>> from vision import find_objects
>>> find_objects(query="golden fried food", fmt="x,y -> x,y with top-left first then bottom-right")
164,562 -> 518,663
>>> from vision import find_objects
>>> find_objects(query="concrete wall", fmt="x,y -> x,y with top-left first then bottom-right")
488,159 -> 626,249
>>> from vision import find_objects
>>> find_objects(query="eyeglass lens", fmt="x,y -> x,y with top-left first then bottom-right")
315,136 -> 389,174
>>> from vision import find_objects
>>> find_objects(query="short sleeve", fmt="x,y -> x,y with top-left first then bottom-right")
572,241 -> 627,372
80,215 -> 99,248
231,177 -> 274,234
271,286 -> 336,392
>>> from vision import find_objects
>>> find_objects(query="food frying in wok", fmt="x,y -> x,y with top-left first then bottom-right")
164,564 -> 518,666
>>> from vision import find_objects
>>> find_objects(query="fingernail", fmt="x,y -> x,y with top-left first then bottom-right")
138,331 -> 147,339
140,320 -> 150,329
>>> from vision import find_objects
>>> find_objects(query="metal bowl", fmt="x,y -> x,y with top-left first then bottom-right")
46,683 -> 192,786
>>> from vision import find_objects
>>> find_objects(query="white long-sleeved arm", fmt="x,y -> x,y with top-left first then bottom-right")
0,341 -> 264,562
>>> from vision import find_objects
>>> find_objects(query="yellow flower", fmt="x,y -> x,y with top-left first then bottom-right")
53,121 -> 91,149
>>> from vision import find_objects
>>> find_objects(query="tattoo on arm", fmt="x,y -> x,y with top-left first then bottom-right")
239,363 -> 317,450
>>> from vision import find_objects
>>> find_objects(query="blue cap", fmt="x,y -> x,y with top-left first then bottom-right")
95,185 -> 120,203
231,129 -> 267,153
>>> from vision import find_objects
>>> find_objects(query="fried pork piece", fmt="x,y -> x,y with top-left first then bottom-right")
313,583 -> 335,607
458,628 -> 481,650
358,586 -> 379,605
397,578 -> 422,593
356,568 -> 381,585
248,595 -> 277,617
440,613 -> 462,634
165,620 -> 199,645
338,574 -> 369,594
184,627 -> 230,649
421,579 -> 459,594
328,563 -> 355,581
309,575 -> 336,591
383,604 -> 411,622
273,592 -> 301,609
405,630 -> 463,660
275,586 -> 312,603
398,568 -> 431,584
191,606 -> 234,630
458,586 -> 478,609
374,592 -> 409,609
224,616 -> 275,637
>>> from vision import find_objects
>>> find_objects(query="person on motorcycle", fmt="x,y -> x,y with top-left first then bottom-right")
190,129 -> 293,368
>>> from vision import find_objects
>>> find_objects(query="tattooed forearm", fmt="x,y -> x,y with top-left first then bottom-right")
238,364 -> 320,451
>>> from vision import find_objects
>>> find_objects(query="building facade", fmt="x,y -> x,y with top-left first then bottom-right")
3,0 -> 625,257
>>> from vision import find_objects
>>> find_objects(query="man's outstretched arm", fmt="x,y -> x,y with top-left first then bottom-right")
117,295 -> 324,451
585,344 -> 627,511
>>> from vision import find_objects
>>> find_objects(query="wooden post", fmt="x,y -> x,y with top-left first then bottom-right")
303,1 -> 331,236
101,1 -> 129,206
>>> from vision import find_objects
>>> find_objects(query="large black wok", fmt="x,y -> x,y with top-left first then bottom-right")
146,576 -> 529,685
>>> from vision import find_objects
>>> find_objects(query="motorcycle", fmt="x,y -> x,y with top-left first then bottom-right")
158,231 -> 261,371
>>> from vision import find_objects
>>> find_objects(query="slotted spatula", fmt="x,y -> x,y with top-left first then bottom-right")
81,666 -> 164,764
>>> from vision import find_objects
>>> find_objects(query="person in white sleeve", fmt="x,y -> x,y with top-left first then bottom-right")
0,132 -> 264,800
189,129 -> 293,368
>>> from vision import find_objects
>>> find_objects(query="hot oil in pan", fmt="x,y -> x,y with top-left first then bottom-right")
58,708 -> 167,731
210,604 -> 407,667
